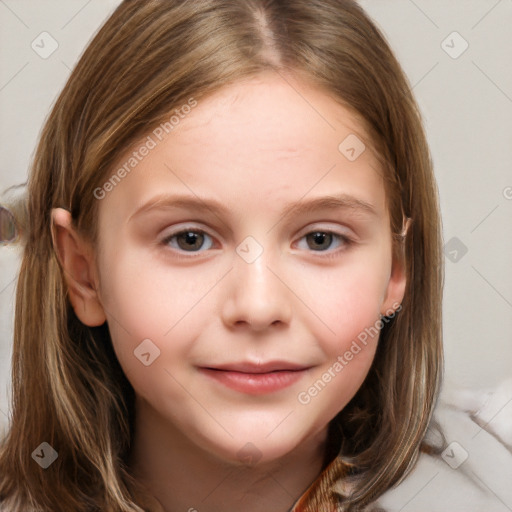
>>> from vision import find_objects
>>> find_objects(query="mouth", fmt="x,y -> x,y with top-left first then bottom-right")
199,361 -> 311,395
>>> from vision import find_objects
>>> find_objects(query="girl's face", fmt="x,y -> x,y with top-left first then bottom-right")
93,72 -> 406,464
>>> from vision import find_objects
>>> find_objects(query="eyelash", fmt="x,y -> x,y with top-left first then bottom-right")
160,226 -> 355,259
294,231 -> 354,259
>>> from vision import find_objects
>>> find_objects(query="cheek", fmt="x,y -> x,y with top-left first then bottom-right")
306,263 -> 388,348
96,242 -> 224,399
296,255 -> 388,412
319,281 -> 381,377
99,237 -> 205,334
96,245 -> 187,385
297,270 -> 383,421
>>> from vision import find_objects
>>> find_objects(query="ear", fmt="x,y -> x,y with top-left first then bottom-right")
51,208 -> 106,327
381,218 -> 410,316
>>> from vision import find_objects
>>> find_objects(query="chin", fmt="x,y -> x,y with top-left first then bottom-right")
191,421 -> 323,467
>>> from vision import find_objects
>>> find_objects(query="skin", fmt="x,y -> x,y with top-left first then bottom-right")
52,71 -> 406,512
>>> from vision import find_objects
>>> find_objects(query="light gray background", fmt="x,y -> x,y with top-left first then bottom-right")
1,0 -> 511,429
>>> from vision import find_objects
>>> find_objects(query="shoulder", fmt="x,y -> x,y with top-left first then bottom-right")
374,381 -> 512,511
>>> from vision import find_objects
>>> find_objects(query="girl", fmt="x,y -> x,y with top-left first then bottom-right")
0,1 -> 443,511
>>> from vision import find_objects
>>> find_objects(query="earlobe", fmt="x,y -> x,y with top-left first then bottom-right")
381,218 -> 410,316
381,260 -> 406,316
51,208 -> 106,327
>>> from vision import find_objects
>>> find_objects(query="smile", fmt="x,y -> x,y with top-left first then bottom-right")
199,363 -> 311,395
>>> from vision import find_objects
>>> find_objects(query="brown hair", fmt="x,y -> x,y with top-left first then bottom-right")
0,1 -> 443,510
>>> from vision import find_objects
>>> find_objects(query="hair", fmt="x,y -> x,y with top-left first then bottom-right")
0,0 -> 443,510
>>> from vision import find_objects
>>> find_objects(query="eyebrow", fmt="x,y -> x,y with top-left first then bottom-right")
128,193 -> 378,223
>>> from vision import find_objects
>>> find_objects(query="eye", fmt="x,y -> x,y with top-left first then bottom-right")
295,230 -> 351,252
163,230 -> 214,252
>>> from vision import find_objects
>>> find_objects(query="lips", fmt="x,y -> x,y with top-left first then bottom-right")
199,361 -> 311,395
206,361 -> 310,373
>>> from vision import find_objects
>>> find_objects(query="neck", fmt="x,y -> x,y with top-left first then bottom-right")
128,396 -> 329,512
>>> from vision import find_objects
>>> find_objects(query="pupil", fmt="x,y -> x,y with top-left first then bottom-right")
178,231 -> 204,251
307,232 -> 332,251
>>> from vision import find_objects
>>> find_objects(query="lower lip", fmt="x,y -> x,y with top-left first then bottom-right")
200,368 -> 308,395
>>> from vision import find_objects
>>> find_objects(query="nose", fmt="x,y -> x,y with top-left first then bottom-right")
221,246 -> 292,332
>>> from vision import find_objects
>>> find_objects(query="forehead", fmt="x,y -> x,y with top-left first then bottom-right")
98,72 -> 387,224
176,72 -> 374,154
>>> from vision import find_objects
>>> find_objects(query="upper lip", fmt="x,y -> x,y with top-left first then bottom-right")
202,361 -> 311,374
